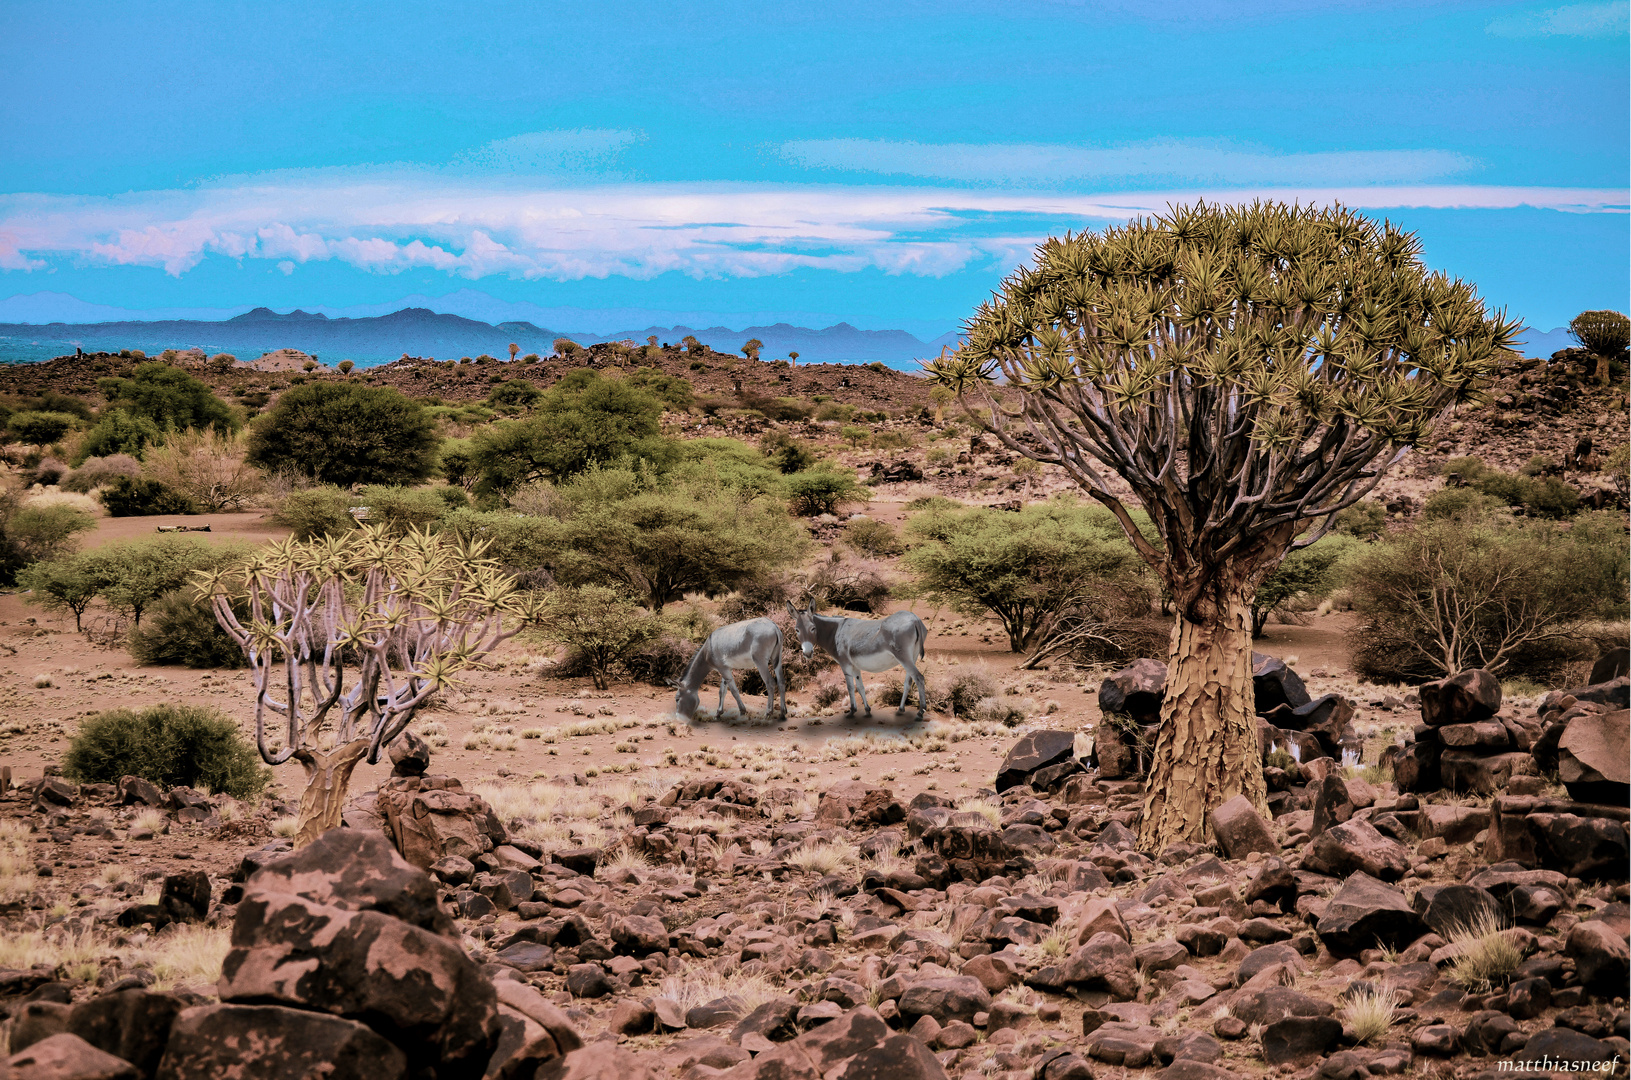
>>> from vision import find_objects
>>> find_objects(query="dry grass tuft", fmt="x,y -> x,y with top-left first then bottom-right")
0,821 -> 37,902
785,840 -> 859,876
1445,912 -> 1524,991
956,796 -> 1003,828
1341,984 -> 1400,1045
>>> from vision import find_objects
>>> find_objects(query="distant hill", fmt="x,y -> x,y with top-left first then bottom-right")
0,306 -> 958,370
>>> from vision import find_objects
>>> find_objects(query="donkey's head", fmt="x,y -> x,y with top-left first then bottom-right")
667,678 -> 700,721
786,601 -> 818,659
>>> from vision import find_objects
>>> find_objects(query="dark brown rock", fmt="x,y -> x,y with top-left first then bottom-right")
1557,709 -> 1630,804
4,1032 -> 138,1080
65,990 -> 183,1078
1210,796 -> 1278,859
153,1004 -> 407,1080
1301,818 -> 1410,881
1315,873 -> 1423,955
996,730 -> 1076,793
1099,659 -> 1166,722
245,827 -> 455,936
1419,669 -> 1500,726
1566,907 -> 1630,996
1252,654 -> 1311,715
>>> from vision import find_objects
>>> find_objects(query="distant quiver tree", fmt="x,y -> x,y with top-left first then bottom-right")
926,201 -> 1521,849
199,525 -> 539,846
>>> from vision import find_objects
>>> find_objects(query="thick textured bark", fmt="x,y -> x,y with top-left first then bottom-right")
1137,580 -> 1268,850
292,739 -> 371,848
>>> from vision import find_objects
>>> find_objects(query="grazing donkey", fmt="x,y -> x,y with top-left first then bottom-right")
670,617 -> 786,721
787,604 -> 929,718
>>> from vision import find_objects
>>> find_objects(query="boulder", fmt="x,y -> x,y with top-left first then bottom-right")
1509,1028 -> 1622,1073
1589,648 -> 1630,685
1063,933 -> 1138,1000
487,980 -> 582,1077
1391,741 -> 1440,794
1243,857 -> 1296,913
1418,669 -> 1500,726
153,1004 -> 408,1080
1301,818 -> 1410,881
1260,1015 -> 1342,1065
220,889 -> 497,1068
1557,709 -> 1630,804
1099,658 -> 1167,721
1566,907 -> 1630,996
897,977 -> 991,1026
996,730 -> 1077,793
246,827 -> 456,937
159,872 -> 210,924
4,1033 -> 138,1080
1260,695 -> 1355,760
376,777 -> 506,870
1412,885 -> 1504,938
1528,812 -> 1631,879
1315,873 -> 1423,955
1439,750 -> 1531,795
1252,654 -> 1310,715
389,730 -> 431,777
608,914 -> 670,955
65,990 -> 183,1078
1210,796 -> 1279,859
1309,773 -> 1354,838
116,776 -> 163,807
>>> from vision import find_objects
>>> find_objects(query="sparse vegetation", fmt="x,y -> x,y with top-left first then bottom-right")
62,704 -> 269,799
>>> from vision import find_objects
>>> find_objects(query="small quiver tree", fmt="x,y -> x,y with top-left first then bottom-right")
198,525 -> 539,846
926,201 -> 1521,849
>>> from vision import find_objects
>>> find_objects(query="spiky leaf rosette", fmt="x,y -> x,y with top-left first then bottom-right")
927,201 -> 1522,609
197,523 -> 526,765
1569,310 -> 1630,357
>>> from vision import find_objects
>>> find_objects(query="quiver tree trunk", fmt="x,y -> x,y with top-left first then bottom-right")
1138,578 -> 1268,850
291,739 -> 371,847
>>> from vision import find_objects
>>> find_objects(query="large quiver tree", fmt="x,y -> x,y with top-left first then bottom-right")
927,201 -> 1520,849
197,525 -> 537,846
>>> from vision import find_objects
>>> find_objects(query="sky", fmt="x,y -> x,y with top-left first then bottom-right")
0,0 -> 1626,337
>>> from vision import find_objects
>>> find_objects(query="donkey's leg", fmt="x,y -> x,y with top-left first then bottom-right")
721,668 -> 750,718
840,663 -> 861,715
854,666 -> 874,715
898,654 -> 928,717
773,653 -> 786,717
751,658 -> 777,719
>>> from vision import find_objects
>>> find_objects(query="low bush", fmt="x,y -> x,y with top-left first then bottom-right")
846,518 -> 903,557
1350,510 -> 1628,682
99,476 -> 198,517
270,488 -> 355,539
62,705 -> 269,799
785,469 -> 869,517
128,589 -> 249,668
61,454 -> 142,493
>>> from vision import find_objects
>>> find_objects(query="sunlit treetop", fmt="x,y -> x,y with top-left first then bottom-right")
927,200 -> 1524,576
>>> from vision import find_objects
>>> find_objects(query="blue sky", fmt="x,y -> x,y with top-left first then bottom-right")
0,0 -> 1625,335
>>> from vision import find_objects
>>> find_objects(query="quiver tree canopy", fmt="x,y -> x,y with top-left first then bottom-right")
197,525 -> 537,845
928,200 -> 1522,847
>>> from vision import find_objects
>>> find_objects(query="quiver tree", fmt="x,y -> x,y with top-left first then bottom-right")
926,201 -> 1520,848
198,525 -> 538,846
1568,310 -> 1628,385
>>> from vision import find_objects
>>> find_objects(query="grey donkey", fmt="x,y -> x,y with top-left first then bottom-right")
787,603 -> 929,718
670,617 -> 786,720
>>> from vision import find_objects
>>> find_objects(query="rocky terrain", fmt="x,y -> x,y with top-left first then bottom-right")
0,653 -> 1625,1080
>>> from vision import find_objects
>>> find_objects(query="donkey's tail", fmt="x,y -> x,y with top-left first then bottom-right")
915,617 -> 928,661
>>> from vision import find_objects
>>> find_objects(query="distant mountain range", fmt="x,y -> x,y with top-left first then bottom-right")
0,295 -> 1579,370
0,305 -> 961,370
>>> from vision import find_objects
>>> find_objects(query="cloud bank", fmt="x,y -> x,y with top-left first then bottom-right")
0,177 -> 1622,283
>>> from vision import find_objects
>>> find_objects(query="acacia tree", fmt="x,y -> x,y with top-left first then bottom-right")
927,201 -> 1520,848
199,526 -> 538,846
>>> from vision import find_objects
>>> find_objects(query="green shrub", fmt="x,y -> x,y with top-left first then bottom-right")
99,476 -> 198,516
1252,535 -> 1357,636
817,403 -> 855,423
270,488 -> 355,540
468,370 -> 670,493
80,537 -> 245,628
246,382 -> 439,486
97,362 -> 237,434
1333,499 -> 1387,539
533,585 -> 663,691
785,469 -> 869,517
1423,486 -> 1501,521
846,517 -> 903,557
760,431 -> 817,474
6,503 -> 97,564
7,411 -> 77,446
73,409 -> 163,464
487,379 -> 543,410
128,589 -> 249,668
1350,512 -> 1628,681
62,704 -> 268,798
354,485 -> 449,533
903,497 -> 1149,653
17,557 -> 101,629
623,367 -> 694,411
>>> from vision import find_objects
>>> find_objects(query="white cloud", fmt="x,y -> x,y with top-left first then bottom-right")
0,178 -> 1622,283
1486,1 -> 1628,37
451,129 -> 644,174
781,137 -> 1479,186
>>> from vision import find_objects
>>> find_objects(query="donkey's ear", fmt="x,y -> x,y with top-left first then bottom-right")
785,601 -> 798,616
666,678 -> 682,689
